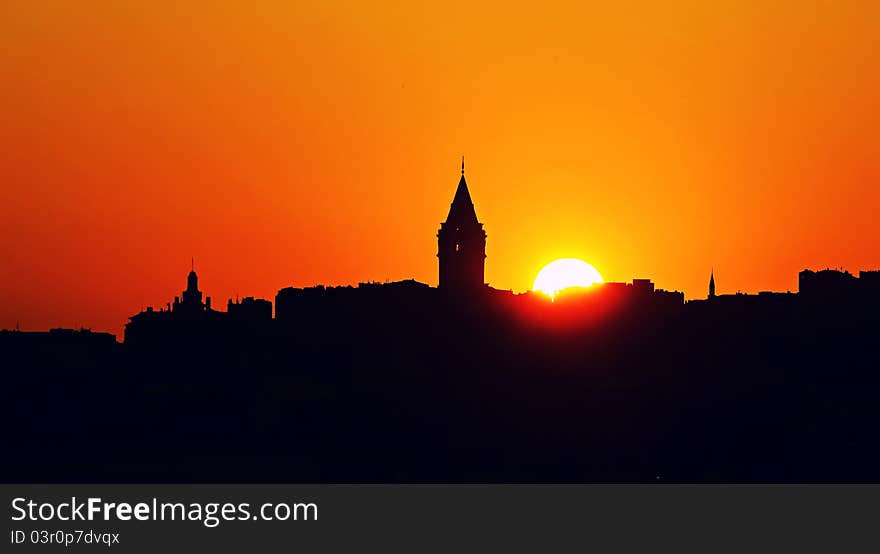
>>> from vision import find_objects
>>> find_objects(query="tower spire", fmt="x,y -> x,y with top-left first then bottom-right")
438,160 -> 486,290
709,268 -> 716,299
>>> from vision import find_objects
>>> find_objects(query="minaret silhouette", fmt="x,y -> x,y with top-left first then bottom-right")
437,158 -> 486,290
709,269 -> 716,299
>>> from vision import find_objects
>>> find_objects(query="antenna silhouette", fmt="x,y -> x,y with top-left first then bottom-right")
461,156 -> 465,175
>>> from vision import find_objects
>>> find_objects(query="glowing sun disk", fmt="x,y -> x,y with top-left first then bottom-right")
533,258 -> 604,297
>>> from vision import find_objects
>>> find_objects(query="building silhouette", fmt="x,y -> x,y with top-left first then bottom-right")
799,268 -> 857,298
437,158 -> 487,291
227,296 -> 272,322
124,266 -> 270,345
6,157 -> 880,484
173,264 -> 211,314
861,270 -> 880,293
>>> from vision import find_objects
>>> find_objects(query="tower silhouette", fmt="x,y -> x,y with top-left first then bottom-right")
437,158 -> 486,291
709,270 -> 716,299
173,262 -> 210,313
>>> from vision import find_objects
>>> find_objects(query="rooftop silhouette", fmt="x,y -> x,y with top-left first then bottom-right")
3,163 -> 880,483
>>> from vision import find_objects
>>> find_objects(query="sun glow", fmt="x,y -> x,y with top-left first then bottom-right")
533,258 -> 604,298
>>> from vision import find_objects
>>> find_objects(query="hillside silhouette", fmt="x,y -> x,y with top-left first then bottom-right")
3,167 -> 880,482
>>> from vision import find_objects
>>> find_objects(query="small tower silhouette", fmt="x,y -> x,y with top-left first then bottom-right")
709,269 -> 716,300
174,261 -> 207,313
184,268 -> 201,304
437,158 -> 486,291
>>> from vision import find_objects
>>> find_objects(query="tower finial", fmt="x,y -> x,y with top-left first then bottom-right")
461,156 -> 465,176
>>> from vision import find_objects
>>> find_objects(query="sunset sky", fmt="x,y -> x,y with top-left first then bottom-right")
2,1 -> 879,336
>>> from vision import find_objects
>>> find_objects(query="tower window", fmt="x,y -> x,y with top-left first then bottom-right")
455,243 -> 461,252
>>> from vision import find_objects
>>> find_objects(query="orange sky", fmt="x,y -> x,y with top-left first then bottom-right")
1,1 -> 879,336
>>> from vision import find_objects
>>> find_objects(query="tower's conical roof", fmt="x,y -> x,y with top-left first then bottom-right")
445,173 -> 479,225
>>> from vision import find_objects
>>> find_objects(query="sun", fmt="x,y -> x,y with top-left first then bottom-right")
533,258 -> 604,298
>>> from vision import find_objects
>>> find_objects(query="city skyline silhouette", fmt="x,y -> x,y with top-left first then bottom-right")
5,4 -> 880,335
4,164 -> 880,483
3,2 -> 880,485
3,161 -> 877,338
